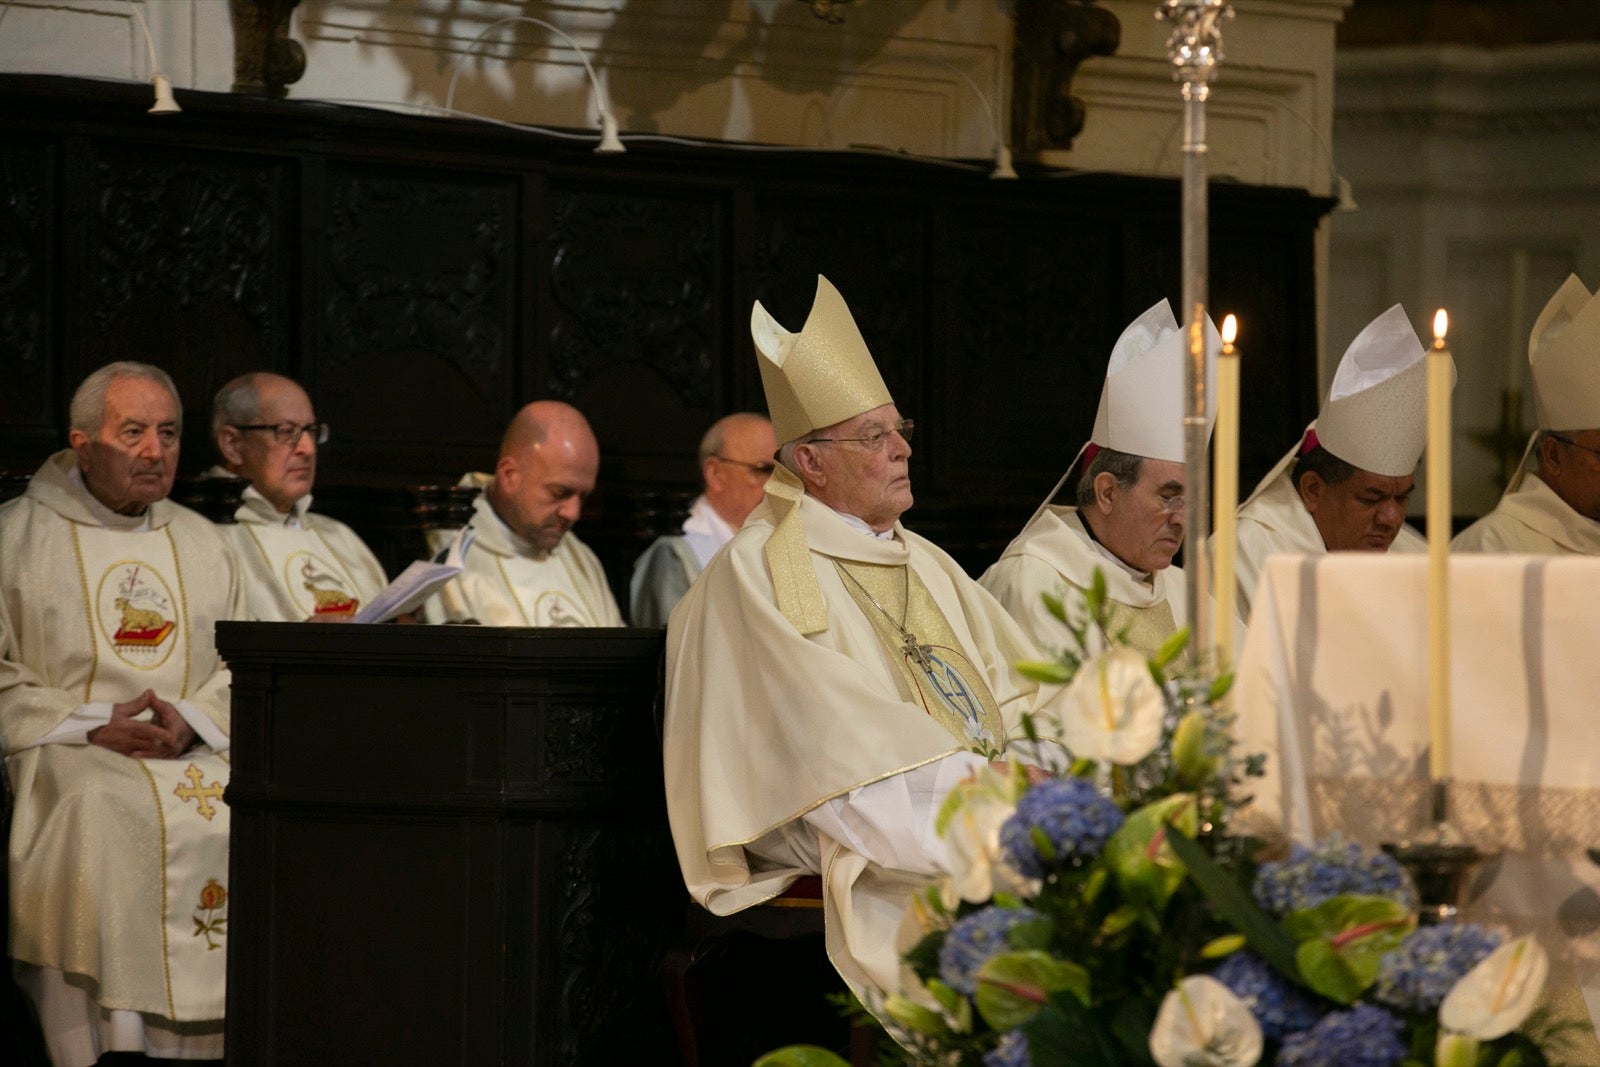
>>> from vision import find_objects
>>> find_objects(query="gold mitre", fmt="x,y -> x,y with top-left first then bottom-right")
1530,274 -> 1600,431
752,275 -> 892,445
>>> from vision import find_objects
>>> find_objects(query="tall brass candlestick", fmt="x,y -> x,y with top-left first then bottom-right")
1158,0 -> 1232,659
1212,314 -> 1239,663
1427,309 -> 1453,783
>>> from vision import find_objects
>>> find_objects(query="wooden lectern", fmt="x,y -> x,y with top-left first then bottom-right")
218,623 -> 679,1066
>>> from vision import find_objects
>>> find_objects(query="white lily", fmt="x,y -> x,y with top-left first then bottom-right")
1056,646 -> 1166,765
1439,934 -> 1549,1040
935,762 -> 1035,907
1148,975 -> 1263,1067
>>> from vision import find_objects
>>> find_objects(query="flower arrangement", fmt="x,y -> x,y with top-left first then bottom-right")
759,573 -> 1582,1067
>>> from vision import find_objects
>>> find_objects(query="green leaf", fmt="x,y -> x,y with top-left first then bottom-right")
1208,671 -> 1235,702
1098,903 -> 1140,939
1152,626 -> 1191,669
1200,933 -> 1248,959
1016,659 -> 1074,685
974,950 -> 1090,1031
1103,793 -> 1197,909
1087,568 -> 1107,618
1022,993 -> 1126,1067
881,995 -> 951,1037
1030,825 -> 1058,864
1170,712 -> 1214,786
1284,894 -> 1414,1003
1042,590 -> 1068,624
752,1046 -> 852,1067
1164,828 -> 1302,983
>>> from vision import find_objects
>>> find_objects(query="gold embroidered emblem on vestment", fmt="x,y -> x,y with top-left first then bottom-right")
173,763 -> 226,821
193,878 -> 228,950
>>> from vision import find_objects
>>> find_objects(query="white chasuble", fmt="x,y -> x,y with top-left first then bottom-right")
980,505 -> 1190,661
664,493 -> 1061,1003
423,492 -> 623,627
1452,472 -> 1600,556
0,451 -> 239,1027
223,487 -> 388,621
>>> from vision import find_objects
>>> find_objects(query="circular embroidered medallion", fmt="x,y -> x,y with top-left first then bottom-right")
96,560 -> 179,669
532,590 -> 587,627
282,551 -> 359,618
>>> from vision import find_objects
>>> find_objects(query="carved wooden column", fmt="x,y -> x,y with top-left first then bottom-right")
1011,0 -> 1122,157
229,0 -> 305,98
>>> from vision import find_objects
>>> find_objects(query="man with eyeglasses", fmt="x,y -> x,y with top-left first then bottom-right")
663,276 -> 1066,1027
0,362 -> 239,1065
982,300 -> 1220,660
1455,275 -> 1600,555
1232,305 -> 1437,621
423,399 -> 623,627
628,412 -> 777,627
210,372 -> 387,621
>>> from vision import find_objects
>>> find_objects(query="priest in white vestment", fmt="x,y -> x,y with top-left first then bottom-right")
1455,274 -> 1600,555
664,276 -> 1064,1015
1233,305 -> 1439,621
629,412 -> 776,626
0,362 -> 239,1066
423,400 -> 623,627
209,372 -> 388,621
982,300 -> 1219,659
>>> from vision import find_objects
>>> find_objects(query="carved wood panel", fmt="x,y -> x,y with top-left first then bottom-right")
0,142 -> 54,467
316,165 -> 518,481
539,184 -> 723,477
69,144 -> 292,473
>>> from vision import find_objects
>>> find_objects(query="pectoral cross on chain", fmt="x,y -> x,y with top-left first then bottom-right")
902,630 -> 935,674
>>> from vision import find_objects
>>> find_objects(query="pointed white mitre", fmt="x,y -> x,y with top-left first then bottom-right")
1530,274 -> 1600,431
752,275 -> 892,445
1317,304 -> 1443,477
1089,298 -> 1219,462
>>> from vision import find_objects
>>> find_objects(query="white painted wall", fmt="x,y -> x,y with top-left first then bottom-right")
1329,42 -> 1600,517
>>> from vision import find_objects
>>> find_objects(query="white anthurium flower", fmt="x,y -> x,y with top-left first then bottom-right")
935,762 -> 1036,907
1439,934 -> 1549,1040
1148,975 -> 1263,1067
1056,646 -> 1166,765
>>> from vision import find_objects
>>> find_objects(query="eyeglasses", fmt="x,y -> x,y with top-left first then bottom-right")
1156,493 -> 1185,515
713,455 -> 776,475
233,422 -> 330,447
1552,435 -> 1600,461
807,418 -> 914,453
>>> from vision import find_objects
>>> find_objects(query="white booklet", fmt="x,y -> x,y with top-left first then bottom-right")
353,524 -> 475,624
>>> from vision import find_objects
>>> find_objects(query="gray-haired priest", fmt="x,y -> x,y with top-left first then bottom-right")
981,300 -> 1219,660
663,276 -> 1062,1019
1233,305 -> 1441,621
0,361 -> 240,1066
211,371 -> 388,620
1455,275 -> 1600,554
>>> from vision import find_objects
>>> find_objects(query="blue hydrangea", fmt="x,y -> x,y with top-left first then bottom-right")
999,777 -> 1125,878
1252,836 -> 1417,918
1275,1003 -> 1406,1067
937,905 -> 1043,996
1210,951 -> 1326,1041
1374,922 -> 1502,1014
983,1029 -> 1031,1067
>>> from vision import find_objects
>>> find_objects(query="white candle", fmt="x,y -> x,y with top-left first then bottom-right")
1212,314 -> 1239,664
1427,308 -> 1453,782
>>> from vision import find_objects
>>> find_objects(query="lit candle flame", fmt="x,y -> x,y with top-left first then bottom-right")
1433,308 -> 1449,343
1221,314 -> 1238,346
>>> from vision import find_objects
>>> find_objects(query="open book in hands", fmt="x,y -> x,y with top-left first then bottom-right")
352,524 -> 475,624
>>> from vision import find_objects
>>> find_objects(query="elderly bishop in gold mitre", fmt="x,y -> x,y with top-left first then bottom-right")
662,275 -> 1062,1016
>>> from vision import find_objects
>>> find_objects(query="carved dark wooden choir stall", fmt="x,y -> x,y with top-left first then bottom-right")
0,72 -> 1331,596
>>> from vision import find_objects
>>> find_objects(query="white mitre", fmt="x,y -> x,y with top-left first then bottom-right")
1316,304 -> 1440,477
1530,274 -> 1600,432
752,275 -> 892,446
1090,298 -> 1220,462
750,274 -> 895,634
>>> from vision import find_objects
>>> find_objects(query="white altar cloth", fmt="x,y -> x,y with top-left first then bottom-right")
1235,553 -> 1600,1042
